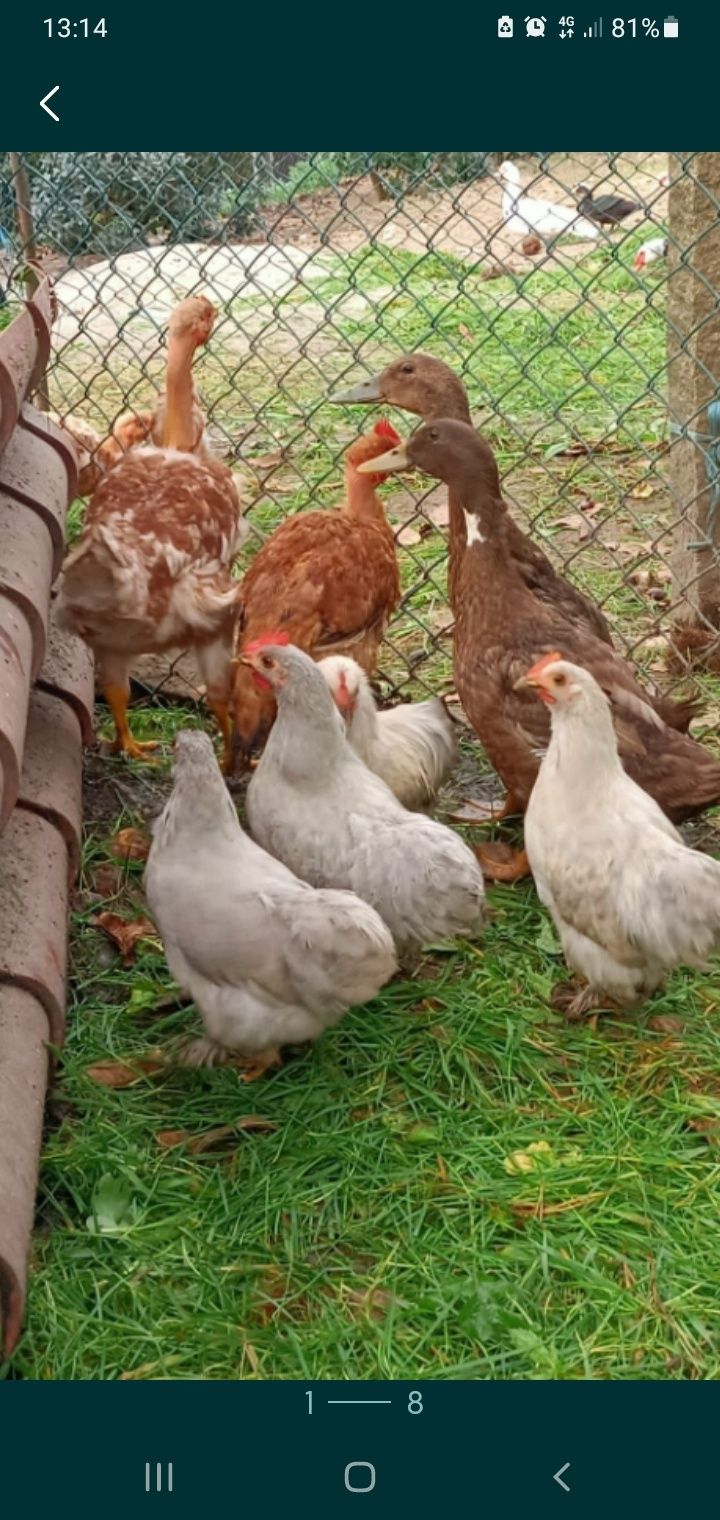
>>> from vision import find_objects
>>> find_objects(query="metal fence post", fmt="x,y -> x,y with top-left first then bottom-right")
668,152 -> 720,633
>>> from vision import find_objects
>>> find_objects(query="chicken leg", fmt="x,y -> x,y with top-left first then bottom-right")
206,696 -> 233,774
104,681 -> 159,761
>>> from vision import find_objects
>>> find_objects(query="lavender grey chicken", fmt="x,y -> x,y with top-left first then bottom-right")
243,639 -> 486,951
145,730 -> 397,1075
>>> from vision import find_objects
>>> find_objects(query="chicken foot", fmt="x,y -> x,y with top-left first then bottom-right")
104,681 -> 159,761
474,842 -> 531,883
550,980 -> 620,1022
450,792 -> 522,825
176,1037 -> 283,1079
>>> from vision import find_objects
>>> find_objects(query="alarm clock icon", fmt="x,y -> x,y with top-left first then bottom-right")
525,14 -> 547,34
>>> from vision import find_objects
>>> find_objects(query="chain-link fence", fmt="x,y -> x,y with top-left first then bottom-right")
3,149 -> 720,711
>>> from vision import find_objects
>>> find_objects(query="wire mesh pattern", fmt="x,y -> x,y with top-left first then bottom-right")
3,149 -> 719,708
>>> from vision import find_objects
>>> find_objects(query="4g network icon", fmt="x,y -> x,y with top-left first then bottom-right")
497,14 -> 577,37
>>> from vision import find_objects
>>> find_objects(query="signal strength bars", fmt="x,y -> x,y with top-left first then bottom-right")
583,15 -> 602,34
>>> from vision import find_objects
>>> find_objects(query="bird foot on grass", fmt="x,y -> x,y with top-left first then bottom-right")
176,1038 -> 282,1079
474,842 -> 531,883
110,736 -> 160,763
449,792 -> 520,825
550,981 -> 619,1022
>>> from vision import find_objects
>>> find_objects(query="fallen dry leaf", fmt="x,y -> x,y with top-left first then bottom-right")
345,1286 -> 396,1323
156,1116 -> 278,1152
91,912 -> 159,964
458,323 -> 472,340
242,1340 -> 261,1374
89,862 -> 124,898
631,481 -> 655,500
86,1052 -> 166,1088
112,827 -> 151,863
250,449 -> 284,470
155,1129 -> 191,1149
510,1190 -> 605,1220
647,1014 -> 685,1034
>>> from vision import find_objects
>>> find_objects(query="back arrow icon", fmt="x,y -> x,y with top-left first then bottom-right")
553,1462 -> 571,1492
40,86 -> 60,121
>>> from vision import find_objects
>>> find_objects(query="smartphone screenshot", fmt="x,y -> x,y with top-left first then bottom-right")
0,5 -> 718,1515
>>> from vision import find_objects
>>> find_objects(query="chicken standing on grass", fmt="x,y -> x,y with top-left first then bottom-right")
520,654 -> 720,1020
56,296 -> 246,767
319,654 -> 458,810
231,421 -> 401,758
145,731 -> 398,1076
244,641 -> 486,952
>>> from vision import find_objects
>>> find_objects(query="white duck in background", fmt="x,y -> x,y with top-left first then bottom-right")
319,655 -> 458,811
499,161 -> 598,243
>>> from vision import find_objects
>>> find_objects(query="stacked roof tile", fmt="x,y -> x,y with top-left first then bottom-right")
0,280 -> 93,1359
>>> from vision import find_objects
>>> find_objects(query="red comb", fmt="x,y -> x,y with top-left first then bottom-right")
242,630 -> 291,656
526,650 -> 564,681
374,419 -> 401,445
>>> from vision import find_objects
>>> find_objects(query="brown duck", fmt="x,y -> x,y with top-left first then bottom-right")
332,352 -> 696,756
359,419 -> 720,881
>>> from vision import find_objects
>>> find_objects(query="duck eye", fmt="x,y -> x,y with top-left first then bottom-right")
401,363 -> 414,375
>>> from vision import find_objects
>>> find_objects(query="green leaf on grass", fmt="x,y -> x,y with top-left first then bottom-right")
87,1174 -> 140,1234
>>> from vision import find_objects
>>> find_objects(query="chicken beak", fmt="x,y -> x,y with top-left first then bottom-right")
356,441 -> 410,474
329,375 -> 383,404
513,674 -> 537,692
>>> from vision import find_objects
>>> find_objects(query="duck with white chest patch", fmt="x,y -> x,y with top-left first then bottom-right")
360,419 -> 720,882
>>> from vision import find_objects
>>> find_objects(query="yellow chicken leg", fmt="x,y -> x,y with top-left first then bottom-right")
206,697 -> 233,774
104,682 -> 159,761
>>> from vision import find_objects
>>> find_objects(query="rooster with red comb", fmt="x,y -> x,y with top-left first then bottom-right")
231,422 -> 401,762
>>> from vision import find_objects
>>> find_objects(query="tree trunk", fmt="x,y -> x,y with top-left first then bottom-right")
669,152 -> 720,632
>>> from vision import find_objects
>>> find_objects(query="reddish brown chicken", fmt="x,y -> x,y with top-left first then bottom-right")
231,421 -> 401,755
57,295 -> 245,765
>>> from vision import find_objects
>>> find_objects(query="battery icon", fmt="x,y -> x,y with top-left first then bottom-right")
663,15 -> 678,35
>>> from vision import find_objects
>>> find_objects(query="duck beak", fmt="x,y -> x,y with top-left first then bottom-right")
329,375 -> 383,404
357,441 -> 410,474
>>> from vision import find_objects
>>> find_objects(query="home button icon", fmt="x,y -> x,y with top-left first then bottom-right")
344,1461 -> 376,1493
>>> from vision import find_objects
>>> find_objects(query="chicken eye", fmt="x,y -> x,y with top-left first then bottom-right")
260,654 -> 273,670
401,363 -> 414,374
553,673 -> 566,686
428,427 -> 439,442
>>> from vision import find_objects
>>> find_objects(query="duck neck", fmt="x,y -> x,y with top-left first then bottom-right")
163,331 -> 199,452
344,463 -> 386,524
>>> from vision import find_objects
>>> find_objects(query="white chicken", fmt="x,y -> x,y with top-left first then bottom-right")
634,237 -> 668,271
144,730 -> 397,1075
243,640 -> 486,952
520,653 -> 720,1019
499,161 -> 598,242
318,655 -> 458,810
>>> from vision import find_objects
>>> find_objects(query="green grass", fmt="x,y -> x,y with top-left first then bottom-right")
15,775 -> 720,1382
15,223 -> 720,1382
